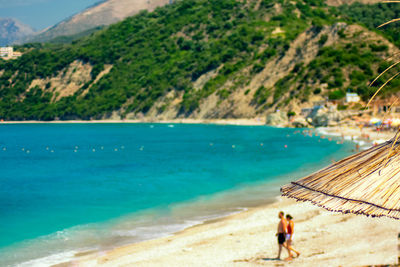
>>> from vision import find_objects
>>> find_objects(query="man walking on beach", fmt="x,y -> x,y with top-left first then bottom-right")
276,211 -> 288,260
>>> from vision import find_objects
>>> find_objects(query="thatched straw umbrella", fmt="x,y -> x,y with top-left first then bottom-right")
281,135 -> 400,219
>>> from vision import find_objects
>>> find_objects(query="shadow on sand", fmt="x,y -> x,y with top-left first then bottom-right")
261,257 -> 280,261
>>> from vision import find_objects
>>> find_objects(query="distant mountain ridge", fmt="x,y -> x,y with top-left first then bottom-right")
23,0 -> 171,43
0,18 -> 35,46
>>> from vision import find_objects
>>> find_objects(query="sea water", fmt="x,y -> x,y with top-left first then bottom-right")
0,123 -> 353,266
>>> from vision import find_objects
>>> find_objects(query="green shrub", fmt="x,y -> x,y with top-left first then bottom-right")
318,34 -> 328,46
252,86 -> 270,105
369,43 -> 388,52
328,89 -> 345,100
252,63 -> 265,73
287,111 -> 296,117
313,88 -> 321,94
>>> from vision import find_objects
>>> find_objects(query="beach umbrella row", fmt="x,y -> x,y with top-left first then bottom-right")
366,117 -> 400,127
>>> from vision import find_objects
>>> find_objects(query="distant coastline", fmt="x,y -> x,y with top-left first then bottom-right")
1,118 -> 396,143
0,118 -> 266,126
1,118 -> 395,145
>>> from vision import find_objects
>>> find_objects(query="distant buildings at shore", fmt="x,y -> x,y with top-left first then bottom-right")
0,47 -> 22,60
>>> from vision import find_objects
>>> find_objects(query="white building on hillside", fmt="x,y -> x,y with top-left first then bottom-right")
345,92 -> 360,103
0,47 -> 22,60
0,47 -> 13,58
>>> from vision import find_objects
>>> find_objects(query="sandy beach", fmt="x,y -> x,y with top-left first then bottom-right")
35,121 -> 396,267
67,197 -> 398,267
317,126 -> 396,145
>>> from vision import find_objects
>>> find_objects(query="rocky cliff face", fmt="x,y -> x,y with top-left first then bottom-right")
23,0 -> 171,43
140,23 -> 396,121
0,18 -> 35,46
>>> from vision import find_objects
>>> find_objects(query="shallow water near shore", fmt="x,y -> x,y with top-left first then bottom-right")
0,123 -> 352,266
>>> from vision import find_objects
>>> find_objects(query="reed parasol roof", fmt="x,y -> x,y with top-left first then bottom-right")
281,135 -> 400,219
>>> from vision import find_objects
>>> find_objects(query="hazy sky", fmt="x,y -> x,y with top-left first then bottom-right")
0,0 -> 101,31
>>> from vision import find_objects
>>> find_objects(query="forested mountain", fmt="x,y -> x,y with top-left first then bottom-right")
1,0 -> 400,121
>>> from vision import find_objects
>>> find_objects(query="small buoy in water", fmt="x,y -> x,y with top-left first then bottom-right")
114,148 -> 118,152
260,143 -> 264,146
21,148 -> 25,151
74,150 -> 78,153
51,150 -> 54,153
284,145 -> 288,148
92,149 -> 96,152
26,150 -> 30,154
139,146 -> 144,151
2,147 -> 6,151
232,145 -> 236,149
46,147 -> 49,151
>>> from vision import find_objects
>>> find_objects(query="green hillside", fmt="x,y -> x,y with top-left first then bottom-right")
1,0 -> 400,120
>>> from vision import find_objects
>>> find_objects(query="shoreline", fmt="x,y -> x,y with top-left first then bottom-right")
17,182 -> 286,267
69,125 -> 397,266
34,139 -> 351,267
71,197 -> 397,267
317,125 -> 395,148
0,118 -> 266,126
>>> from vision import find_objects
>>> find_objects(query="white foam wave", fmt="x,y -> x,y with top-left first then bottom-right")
112,221 -> 199,240
16,251 -> 77,267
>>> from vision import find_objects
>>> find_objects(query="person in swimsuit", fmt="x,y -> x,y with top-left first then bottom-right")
285,214 -> 300,260
276,211 -> 289,259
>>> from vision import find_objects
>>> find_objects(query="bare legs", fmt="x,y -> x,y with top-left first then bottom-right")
277,244 -> 283,259
277,243 -> 291,260
286,240 -> 300,260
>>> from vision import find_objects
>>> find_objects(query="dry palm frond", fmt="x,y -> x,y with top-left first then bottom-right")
369,61 -> 400,87
378,18 -> 400,28
367,71 -> 400,107
281,137 -> 400,219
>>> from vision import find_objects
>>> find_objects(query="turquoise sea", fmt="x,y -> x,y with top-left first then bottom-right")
0,123 -> 353,266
